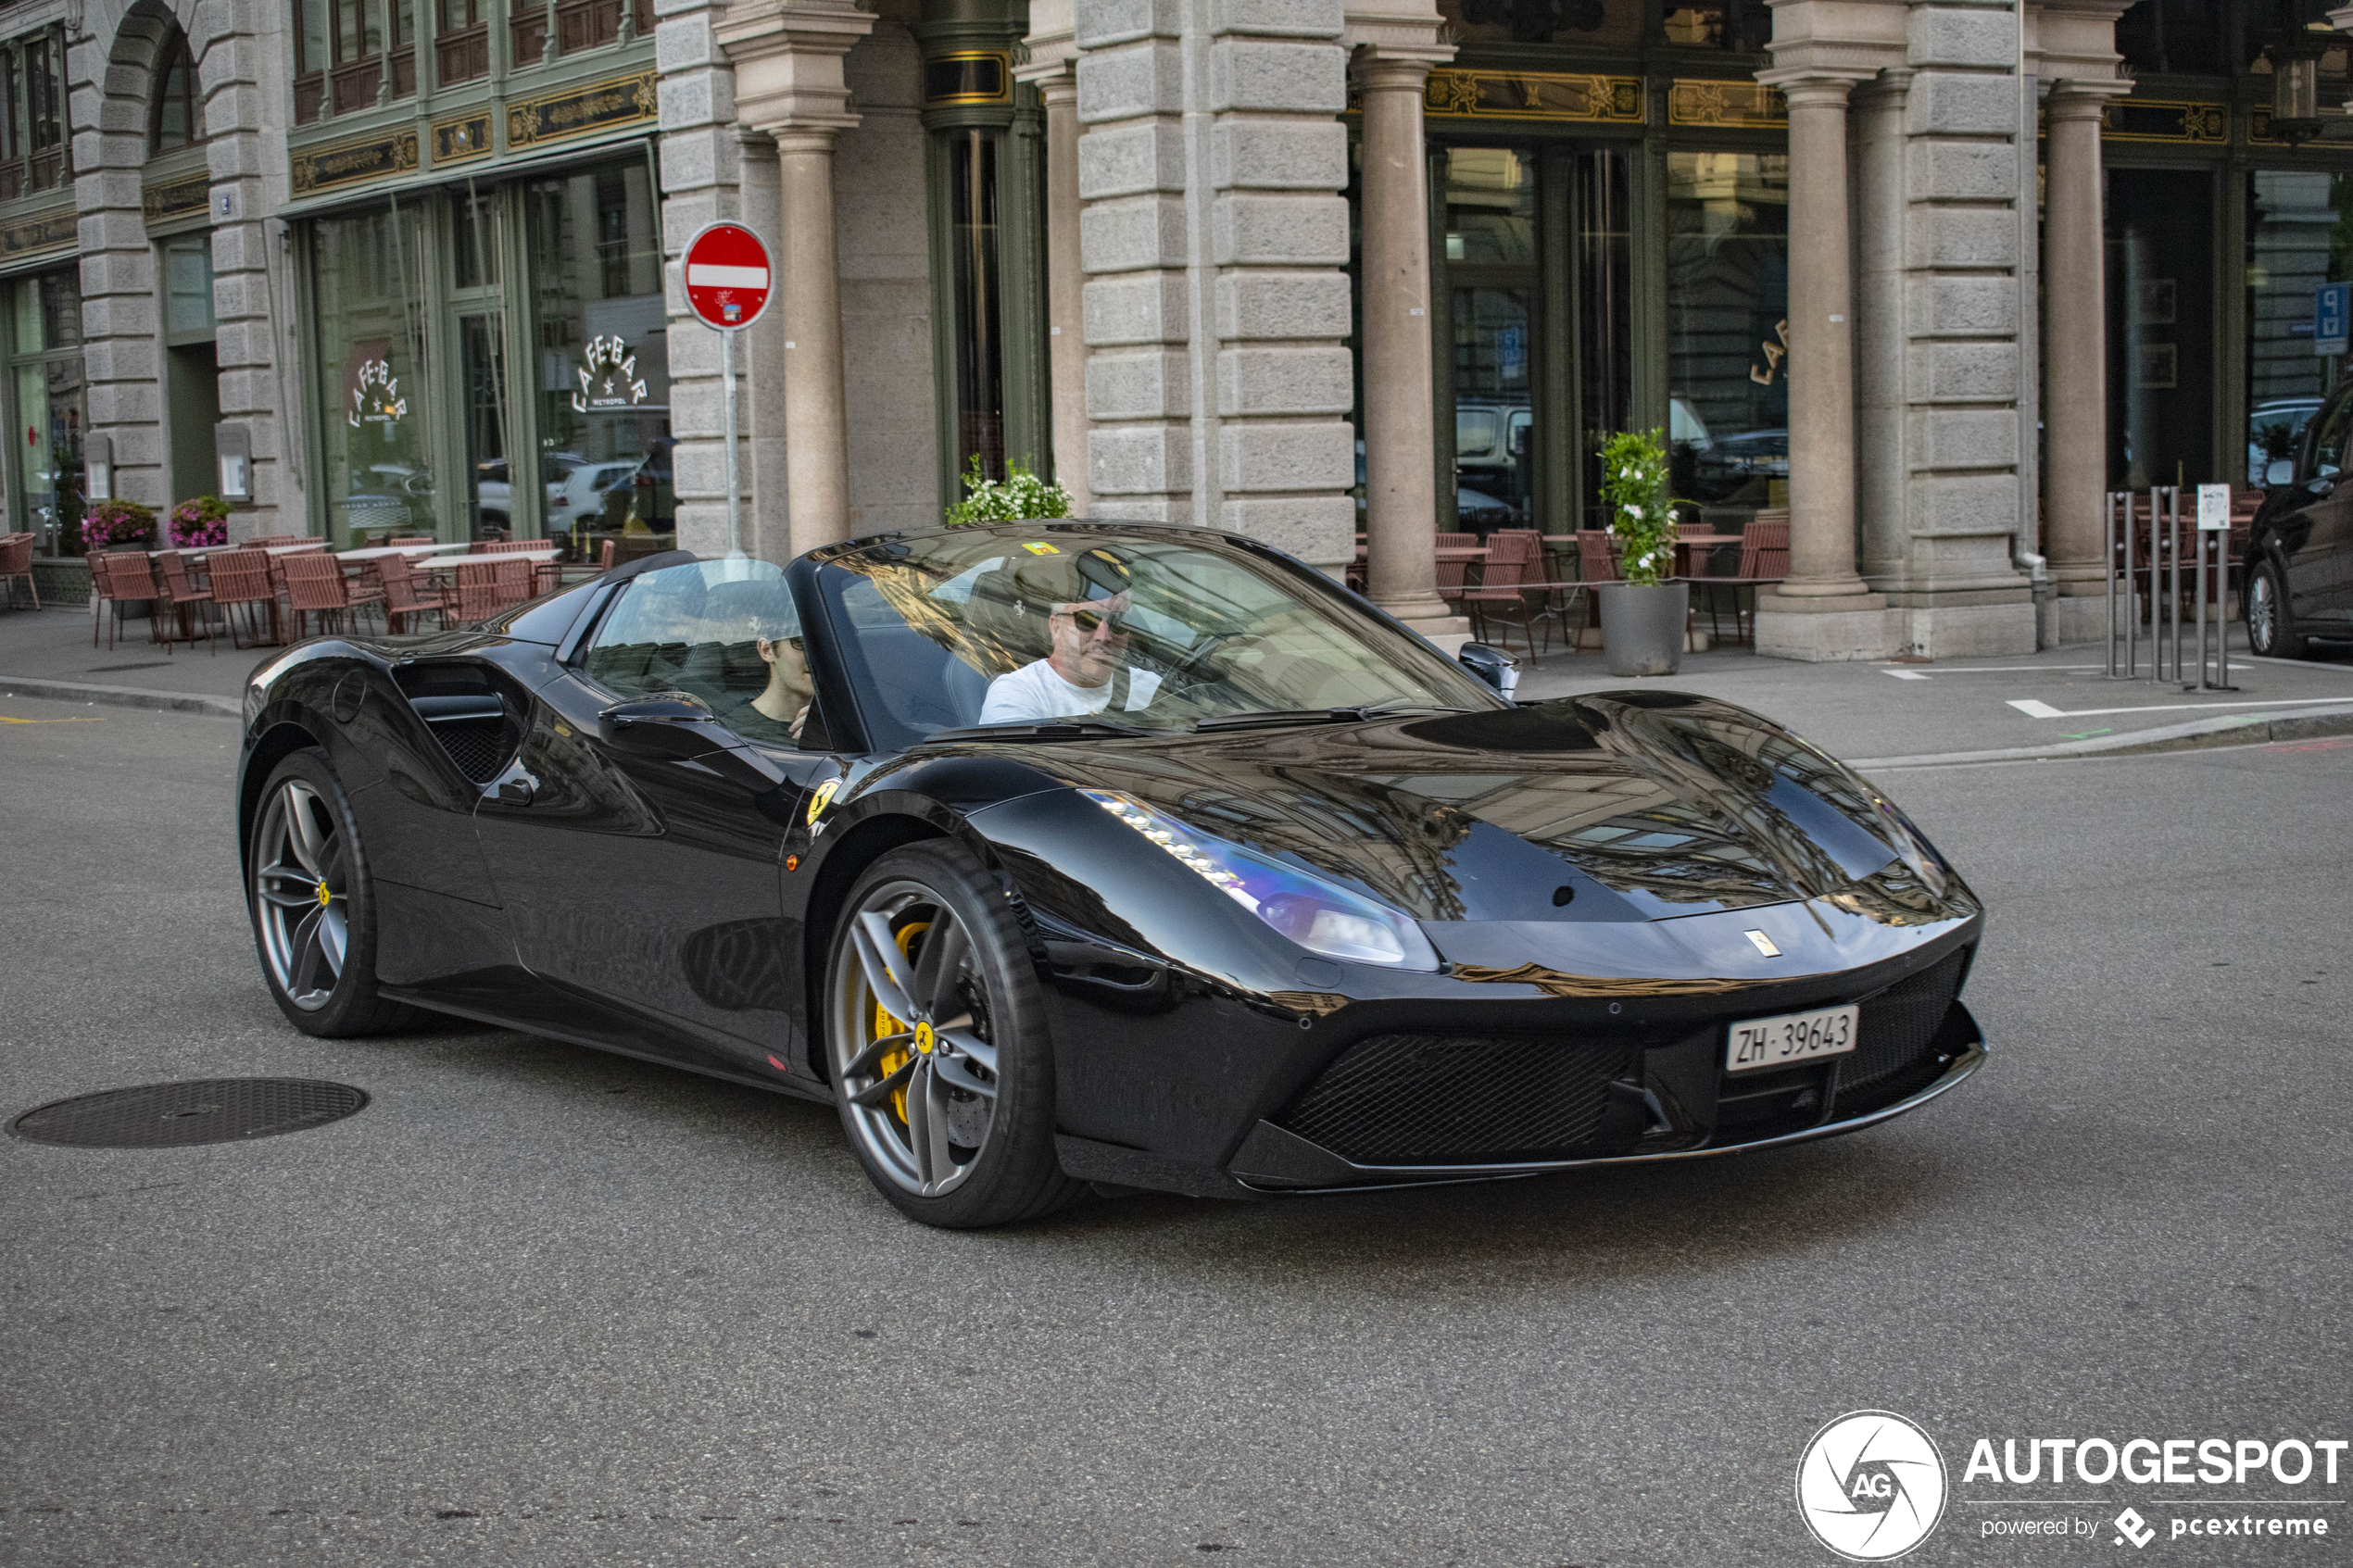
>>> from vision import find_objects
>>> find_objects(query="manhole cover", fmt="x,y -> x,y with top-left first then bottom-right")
8,1079 -> 369,1148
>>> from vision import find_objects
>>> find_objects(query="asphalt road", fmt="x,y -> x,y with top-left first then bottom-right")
2,697 -> 2347,1567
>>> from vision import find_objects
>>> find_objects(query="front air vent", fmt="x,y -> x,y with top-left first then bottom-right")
1274,1033 -> 1633,1165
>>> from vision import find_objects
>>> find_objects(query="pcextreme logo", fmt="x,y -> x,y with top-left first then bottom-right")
1797,1410 -> 1950,1561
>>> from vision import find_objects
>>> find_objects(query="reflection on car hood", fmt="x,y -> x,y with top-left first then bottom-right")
970,692 -> 1969,929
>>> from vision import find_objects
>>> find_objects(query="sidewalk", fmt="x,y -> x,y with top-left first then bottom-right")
1516,627 -> 2353,766
6,596 -> 2352,763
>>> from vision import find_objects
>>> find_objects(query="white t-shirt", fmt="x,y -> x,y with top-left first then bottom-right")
978,659 -> 1164,726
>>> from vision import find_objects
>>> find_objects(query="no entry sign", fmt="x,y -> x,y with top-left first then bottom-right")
682,222 -> 774,332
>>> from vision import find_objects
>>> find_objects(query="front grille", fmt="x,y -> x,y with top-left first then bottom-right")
1837,948 -> 1969,1112
1275,1034 -> 1632,1165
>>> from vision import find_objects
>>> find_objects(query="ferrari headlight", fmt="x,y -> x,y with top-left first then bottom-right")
1081,789 -> 1440,970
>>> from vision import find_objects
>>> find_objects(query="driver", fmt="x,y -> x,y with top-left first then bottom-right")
977,548 -> 1164,725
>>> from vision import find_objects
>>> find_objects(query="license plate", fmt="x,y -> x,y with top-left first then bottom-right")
1726,1003 -> 1860,1073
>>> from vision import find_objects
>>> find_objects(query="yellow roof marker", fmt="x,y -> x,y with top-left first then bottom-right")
1021,542 -> 1061,555
0,714 -> 104,723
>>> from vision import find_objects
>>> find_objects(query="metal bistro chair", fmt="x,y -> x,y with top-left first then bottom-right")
0,532 -> 38,610
377,553 -> 448,634
483,536 -> 560,596
451,557 -> 536,622
205,547 -> 281,649
1431,531 -> 1477,610
1459,530 -> 1555,656
153,551 -> 218,654
282,551 -> 355,640
389,534 -> 436,546
1687,513 -> 1789,646
91,552 -> 166,651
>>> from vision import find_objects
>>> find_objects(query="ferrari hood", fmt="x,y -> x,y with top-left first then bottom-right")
1009,693 -> 1968,930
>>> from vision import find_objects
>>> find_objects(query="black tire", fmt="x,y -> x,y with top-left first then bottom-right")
246,748 -> 422,1037
2246,558 -> 2306,659
824,840 -> 1083,1228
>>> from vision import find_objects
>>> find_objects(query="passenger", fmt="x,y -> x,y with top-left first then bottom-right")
978,549 -> 1164,725
688,577 -> 814,743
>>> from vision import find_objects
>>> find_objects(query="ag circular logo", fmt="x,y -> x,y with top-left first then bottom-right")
1795,1410 -> 1947,1561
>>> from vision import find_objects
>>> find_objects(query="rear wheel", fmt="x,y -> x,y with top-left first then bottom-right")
2246,560 -> 2305,659
247,749 -> 421,1037
825,841 -> 1081,1228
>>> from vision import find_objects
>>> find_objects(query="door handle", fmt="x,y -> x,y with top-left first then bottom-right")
496,772 -> 537,806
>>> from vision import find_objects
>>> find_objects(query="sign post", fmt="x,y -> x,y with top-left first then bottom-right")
680,221 -> 775,558
2314,282 -> 2349,389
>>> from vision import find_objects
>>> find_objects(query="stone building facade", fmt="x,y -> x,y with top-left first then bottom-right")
8,0 -> 2350,660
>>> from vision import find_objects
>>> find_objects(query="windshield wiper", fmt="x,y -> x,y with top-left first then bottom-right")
1191,703 -> 1468,734
923,720 -> 1152,743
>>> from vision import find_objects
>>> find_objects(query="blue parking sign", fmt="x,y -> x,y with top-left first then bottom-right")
2316,282 -> 2350,356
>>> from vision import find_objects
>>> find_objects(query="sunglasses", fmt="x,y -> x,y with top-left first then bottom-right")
1058,606 -> 1129,635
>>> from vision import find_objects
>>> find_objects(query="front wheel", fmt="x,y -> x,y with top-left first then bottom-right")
825,841 -> 1081,1228
247,749 -> 421,1037
2246,560 -> 2306,659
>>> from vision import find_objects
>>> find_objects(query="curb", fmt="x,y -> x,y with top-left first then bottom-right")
1849,702 -> 2353,770
0,673 -> 241,720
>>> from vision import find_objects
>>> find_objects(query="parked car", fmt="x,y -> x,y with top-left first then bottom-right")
2243,383 -> 2353,656
239,524 -> 1986,1226
547,458 -> 648,529
2248,396 -> 2323,487
477,453 -> 586,533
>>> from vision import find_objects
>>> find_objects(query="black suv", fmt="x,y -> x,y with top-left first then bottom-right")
2246,382 -> 2353,658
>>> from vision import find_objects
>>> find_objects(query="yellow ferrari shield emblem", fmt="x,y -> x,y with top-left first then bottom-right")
806,778 -> 839,827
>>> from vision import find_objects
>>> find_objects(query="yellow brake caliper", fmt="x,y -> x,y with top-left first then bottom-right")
872,921 -> 930,1125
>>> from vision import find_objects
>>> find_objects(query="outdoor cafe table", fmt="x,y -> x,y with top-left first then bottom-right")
336,542 -> 471,561
419,548 -> 560,570
1673,533 -> 1743,577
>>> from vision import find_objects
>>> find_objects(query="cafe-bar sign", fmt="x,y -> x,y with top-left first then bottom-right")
347,359 -> 409,431
573,335 -> 649,412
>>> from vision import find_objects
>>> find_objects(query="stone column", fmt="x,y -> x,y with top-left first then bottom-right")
712,0 -> 873,555
1038,69 -> 1091,513
73,25 -> 166,521
1852,70 -> 1911,590
1751,70 -> 1896,660
1356,53 -> 1461,634
776,127 -> 852,553
2044,85 -> 2111,601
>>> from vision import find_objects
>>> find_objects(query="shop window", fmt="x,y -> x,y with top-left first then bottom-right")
2243,169 -> 2353,485
8,269 -> 84,554
294,0 -> 415,122
1436,0 -> 1642,48
948,130 -> 1005,482
1665,150 -> 1788,521
150,29 -> 203,154
0,28 -> 70,201
2108,168 -> 2217,489
437,0 -> 488,85
524,161 -> 672,563
312,206 -> 434,545
2115,0 -> 2229,78
509,0 -> 656,71
1444,148 -> 1537,530
1660,0 -> 1771,50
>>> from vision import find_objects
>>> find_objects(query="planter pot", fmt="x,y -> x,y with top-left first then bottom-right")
1597,581 -> 1690,677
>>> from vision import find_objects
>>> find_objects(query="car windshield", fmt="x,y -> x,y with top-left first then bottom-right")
814,525 -> 1498,747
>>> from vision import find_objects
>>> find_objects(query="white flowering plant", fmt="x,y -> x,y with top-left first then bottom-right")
943,457 -> 1075,527
1598,428 -> 1680,586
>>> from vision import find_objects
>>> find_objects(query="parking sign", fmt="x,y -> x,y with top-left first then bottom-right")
2314,281 -> 2348,356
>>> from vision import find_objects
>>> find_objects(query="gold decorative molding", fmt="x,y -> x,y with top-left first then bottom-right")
1423,69 -> 1643,123
2099,97 -> 2227,144
0,205 -> 77,260
1667,79 -> 1785,129
141,173 -> 211,224
924,50 -> 1011,106
290,130 -> 422,196
506,69 -> 657,151
432,112 -> 492,165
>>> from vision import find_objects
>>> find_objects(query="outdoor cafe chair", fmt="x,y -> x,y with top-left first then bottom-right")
205,547 -> 281,649
451,558 -> 535,622
283,551 -> 355,640
389,535 -> 435,546
1459,530 -> 1560,657
0,531 -> 38,610
1432,531 -> 1477,608
91,551 -> 166,651
1683,514 -> 1788,646
153,551 -> 218,654
377,554 -> 447,634
484,536 -> 560,595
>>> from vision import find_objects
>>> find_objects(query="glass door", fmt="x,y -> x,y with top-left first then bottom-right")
1440,145 -> 1539,536
458,311 -> 508,540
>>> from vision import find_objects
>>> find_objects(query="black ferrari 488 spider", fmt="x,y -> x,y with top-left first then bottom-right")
237,521 -> 1983,1226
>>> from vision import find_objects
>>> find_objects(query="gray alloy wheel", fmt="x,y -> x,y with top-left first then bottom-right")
829,879 -> 1000,1197
824,840 -> 1082,1227
246,750 -> 419,1038
2246,562 -> 2305,659
255,777 -> 349,1010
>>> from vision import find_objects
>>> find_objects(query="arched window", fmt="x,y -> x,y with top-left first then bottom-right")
149,27 -> 200,155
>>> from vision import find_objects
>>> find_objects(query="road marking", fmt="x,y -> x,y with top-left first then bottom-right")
0,714 -> 104,724
2241,654 -> 2353,673
1878,665 -> 2104,678
2008,695 -> 2353,719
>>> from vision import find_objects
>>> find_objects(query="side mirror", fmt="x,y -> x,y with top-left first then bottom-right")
1457,642 -> 1521,699
597,695 -> 735,759
2266,458 -> 2296,487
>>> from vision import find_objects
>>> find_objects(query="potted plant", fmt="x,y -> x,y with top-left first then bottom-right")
1594,428 -> 1688,677
943,457 -> 1074,526
168,495 -> 232,550
81,498 -> 157,554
